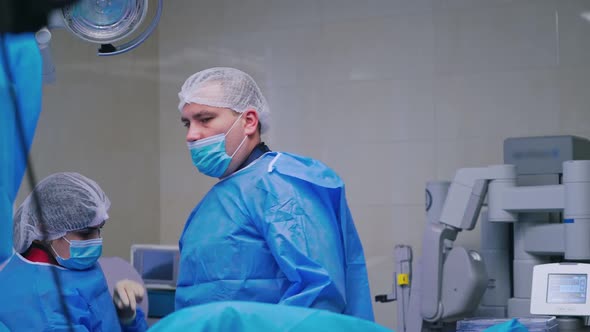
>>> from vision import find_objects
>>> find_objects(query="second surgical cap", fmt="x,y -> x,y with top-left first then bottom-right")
13,172 -> 111,253
177,67 -> 270,133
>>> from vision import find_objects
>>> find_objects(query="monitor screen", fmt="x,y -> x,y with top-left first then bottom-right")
142,250 -> 175,281
547,273 -> 587,304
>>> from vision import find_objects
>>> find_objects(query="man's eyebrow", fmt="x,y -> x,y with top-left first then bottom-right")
181,111 -> 217,122
192,111 -> 217,118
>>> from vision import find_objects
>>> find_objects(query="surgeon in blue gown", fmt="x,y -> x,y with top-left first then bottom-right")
0,173 -> 148,331
0,34 -> 147,332
175,67 -> 374,321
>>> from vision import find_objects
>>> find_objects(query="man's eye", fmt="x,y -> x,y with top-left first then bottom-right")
182,122 -> 190,128
200,118 -> 212,124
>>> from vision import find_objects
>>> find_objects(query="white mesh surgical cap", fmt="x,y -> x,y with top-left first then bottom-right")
13,172 -> 111,253
177,67 -> 270,133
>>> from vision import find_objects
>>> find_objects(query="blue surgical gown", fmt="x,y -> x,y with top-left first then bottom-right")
0,253 -> 147,331
0,33 -> 42,262
152,301 -> 391,332
176,152 -> 374,321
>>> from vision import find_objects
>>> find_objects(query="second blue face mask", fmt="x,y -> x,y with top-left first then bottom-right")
52,237 -> 103,270
187,114 -> 247,178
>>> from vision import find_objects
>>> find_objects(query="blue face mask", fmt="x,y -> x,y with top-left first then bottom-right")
187,114 -> 247,178
52,237 -> 103,270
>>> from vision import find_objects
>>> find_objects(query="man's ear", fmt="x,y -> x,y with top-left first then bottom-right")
243,109 -> 259,136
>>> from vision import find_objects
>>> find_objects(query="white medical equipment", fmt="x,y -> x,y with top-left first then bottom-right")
377,136 -> 590,332
531,263 -> 590,316
131,244 -> 178,321
130,244 -> 179,290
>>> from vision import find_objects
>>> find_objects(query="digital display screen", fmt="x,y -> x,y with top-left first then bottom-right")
547,274 -> 587,304
142,250 -> 174,281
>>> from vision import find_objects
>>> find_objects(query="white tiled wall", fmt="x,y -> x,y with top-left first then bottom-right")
158,0 -> 590,329
18,28 -> 161,259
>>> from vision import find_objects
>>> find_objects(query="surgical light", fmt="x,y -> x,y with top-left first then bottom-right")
50,0 -> 162,56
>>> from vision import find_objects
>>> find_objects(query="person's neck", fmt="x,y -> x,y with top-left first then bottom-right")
24,242 -> 59,265
236,141 -> 271,171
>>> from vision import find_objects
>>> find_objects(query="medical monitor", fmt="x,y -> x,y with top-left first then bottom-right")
531,263 -> 590,316
131,244 -> 179,290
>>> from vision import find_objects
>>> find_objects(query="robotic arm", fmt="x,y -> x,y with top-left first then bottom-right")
380,154 -> 590,332
420,165 -> 516,323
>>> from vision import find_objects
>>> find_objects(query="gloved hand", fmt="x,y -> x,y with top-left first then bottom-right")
113,279 -> 145,324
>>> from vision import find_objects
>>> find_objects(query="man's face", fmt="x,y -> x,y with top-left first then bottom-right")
181,103 -> 241,142
181,103 -> 248,175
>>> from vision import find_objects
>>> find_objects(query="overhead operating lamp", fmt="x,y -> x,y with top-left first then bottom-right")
34,0 -> 162,83
59,0 -> 162,56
